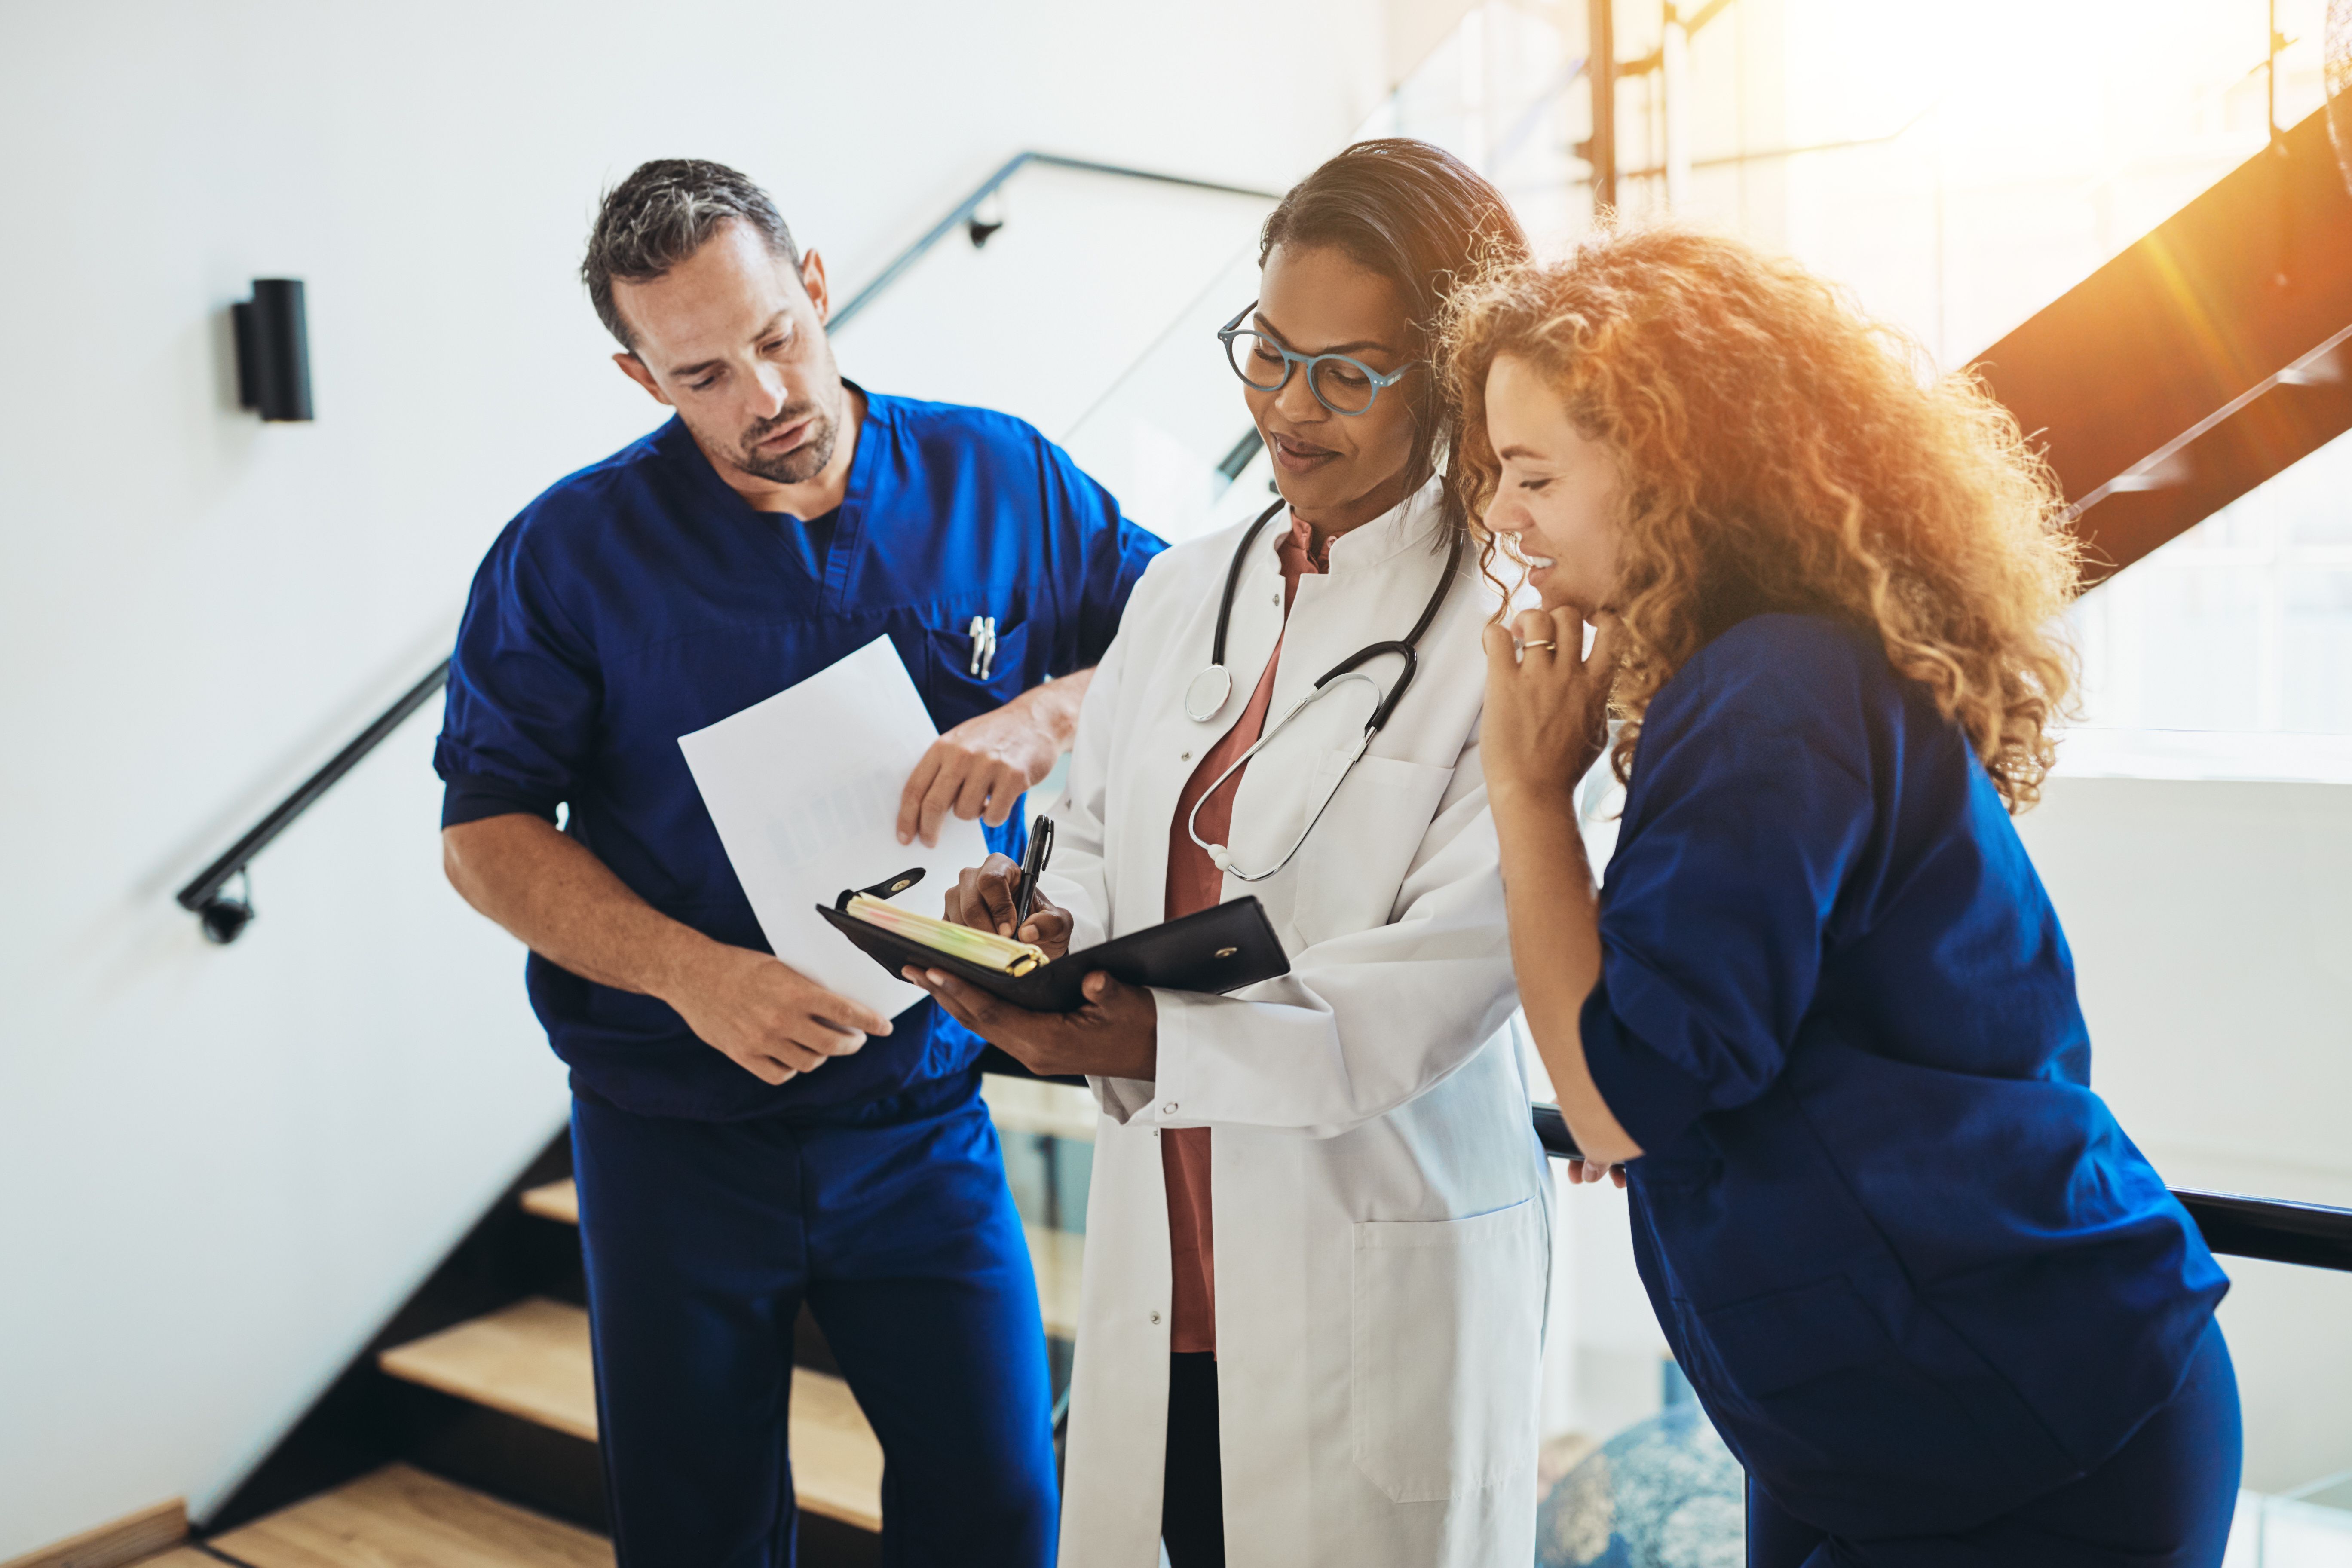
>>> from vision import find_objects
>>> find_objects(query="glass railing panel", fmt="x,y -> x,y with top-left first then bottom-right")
2218,1261 -> 2352,1566
1057,248 -> 1281,550
983,1071 -> 1098,1393
2067,426 -> 2352,753
2253,1468 -> 2352,1565
1517,1007 -> 1743,1565
829,160 -> 1273,459
1358,0 -> 1589,254
1535,1176 -> 1743,1568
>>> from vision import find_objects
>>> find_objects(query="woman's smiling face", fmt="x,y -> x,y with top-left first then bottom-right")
1480,352 -> 1625,616
1243,242 -> 1425,536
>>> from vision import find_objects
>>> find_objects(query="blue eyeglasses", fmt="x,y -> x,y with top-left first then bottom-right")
1218,303 -> 1424,416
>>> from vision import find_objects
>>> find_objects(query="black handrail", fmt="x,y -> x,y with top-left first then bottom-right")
2167,1188 -> 2352,1272
830,151 -> 1280,331
984,1053 -> 2352,1274
176,660 -> 451,943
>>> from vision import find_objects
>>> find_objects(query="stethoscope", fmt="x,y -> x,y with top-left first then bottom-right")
1182,498 -> 1461,881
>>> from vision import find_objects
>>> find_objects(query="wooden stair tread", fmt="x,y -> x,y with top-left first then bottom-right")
376,1300 -> 882,1531
518,1180 -> 577,1225
786,1369 -> 888,1533
207,1464 -> 608,1568
135,1552 -> 220,1567
378,1299 -> 598,1442
521,1179 -> 1082,1336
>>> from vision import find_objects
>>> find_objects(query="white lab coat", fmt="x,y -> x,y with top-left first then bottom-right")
1041,479 -> 1550,1568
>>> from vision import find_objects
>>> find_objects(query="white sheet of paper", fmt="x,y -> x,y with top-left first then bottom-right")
677,636 -> 987,1019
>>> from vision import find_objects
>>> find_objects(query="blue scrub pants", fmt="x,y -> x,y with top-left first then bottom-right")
1748,1318 -> 2241,1568
571,1071 -> 1058,1568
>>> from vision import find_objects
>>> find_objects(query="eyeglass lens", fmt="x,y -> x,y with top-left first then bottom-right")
1224,331 -> 1383,415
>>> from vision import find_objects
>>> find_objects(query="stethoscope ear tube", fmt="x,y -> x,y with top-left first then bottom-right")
1194,500 -> 1290,717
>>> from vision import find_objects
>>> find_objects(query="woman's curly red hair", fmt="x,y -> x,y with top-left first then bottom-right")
1442,224 -> 2081,811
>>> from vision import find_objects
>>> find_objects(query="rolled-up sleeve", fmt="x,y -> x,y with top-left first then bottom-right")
1579,631 -> 1879,1152
434,521 -> 600,829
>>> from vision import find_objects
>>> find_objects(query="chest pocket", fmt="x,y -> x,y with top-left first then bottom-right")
1289,750 -> 1455,947
919,615 -> 1033,729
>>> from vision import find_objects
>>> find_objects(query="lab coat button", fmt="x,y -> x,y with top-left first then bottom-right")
1150,1311 -> 1162,1325
1162,1102 -> 1179,1115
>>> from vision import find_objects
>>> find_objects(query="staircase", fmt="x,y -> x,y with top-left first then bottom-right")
181,1142 -> 892,1564
379,1183 -> 889,1534
188,1106 -> 1092,1567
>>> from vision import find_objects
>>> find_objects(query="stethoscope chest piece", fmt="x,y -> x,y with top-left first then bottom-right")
1184,665 -> 1234,723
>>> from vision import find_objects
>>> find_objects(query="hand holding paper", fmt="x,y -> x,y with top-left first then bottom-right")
679,637 -> 991,1019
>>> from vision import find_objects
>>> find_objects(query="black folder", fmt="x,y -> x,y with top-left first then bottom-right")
817,872 -> 1289,1014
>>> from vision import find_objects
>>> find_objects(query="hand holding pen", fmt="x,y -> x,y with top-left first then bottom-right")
943,818 -> 1072,957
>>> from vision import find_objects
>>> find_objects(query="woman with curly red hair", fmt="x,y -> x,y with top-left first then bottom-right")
1451,227 -> 2239,1567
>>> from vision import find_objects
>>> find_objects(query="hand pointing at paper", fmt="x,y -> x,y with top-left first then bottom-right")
895,671 -> 1093,847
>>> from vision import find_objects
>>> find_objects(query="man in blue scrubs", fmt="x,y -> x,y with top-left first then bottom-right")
435,159 -> 1162,1566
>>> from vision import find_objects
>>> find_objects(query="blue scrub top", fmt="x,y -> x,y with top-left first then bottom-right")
1579,614 -> 2228,1539
435,391 -> 1163,1122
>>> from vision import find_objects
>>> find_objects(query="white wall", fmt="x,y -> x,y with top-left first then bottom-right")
0,1 -> 1391,1553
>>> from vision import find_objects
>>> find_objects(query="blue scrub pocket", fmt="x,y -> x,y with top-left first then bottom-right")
1691,1275 -> 2067,1537
921,617 -> 1032,728
1701,1275 -> 1885,1395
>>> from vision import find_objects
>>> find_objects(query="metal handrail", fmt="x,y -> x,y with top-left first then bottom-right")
829,151 -> 1280,331
983,1052 -> 2352,1274
175,661 -> 453,943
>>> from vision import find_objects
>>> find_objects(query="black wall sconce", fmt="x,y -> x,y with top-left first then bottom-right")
234,278 -> 314,421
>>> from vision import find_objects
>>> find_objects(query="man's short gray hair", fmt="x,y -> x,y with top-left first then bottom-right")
583,159 -> 801,349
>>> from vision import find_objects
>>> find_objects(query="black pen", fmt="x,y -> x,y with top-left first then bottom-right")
1014,814 -> 1055,928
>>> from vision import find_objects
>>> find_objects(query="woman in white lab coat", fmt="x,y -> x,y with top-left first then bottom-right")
903,140 -> 1549,1568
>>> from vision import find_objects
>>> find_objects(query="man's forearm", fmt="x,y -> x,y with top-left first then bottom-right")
1024,667 -> 1093,747
442,813 -> 717,999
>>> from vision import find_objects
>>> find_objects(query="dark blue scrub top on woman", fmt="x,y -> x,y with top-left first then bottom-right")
435,390 -> 1162,1122
1578,614 -> 2229,1540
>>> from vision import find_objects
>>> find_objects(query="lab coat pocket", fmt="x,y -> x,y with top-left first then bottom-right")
1292,752 -> 1454,946
1350,1198 -> 1545,1503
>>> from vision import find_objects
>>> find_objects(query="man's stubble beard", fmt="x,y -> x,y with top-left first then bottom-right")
731,395 -> 839,486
